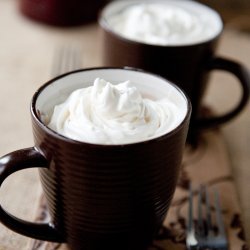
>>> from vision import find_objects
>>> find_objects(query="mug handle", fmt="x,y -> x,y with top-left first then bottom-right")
196,57 -> 250,129
0,147 -> 64,242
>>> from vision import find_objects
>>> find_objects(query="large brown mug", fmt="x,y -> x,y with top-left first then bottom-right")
99,0 -> 250,144
0,68 -> 191,250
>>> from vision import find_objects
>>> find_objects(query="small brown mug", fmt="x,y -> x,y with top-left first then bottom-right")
0,68 -> 191,250
19,0 -> 109,26
99,0 -> 250,144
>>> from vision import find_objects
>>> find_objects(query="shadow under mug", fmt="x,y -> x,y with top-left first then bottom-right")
0,68 -> 191,250
99,0 -> 250,144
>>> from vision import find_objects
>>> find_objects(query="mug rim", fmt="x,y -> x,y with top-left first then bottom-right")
99,0 -> 224,48
31,67 -> 192,147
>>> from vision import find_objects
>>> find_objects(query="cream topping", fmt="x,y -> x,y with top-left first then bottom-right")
48,78 -> 183,144
108,2 -> 221,45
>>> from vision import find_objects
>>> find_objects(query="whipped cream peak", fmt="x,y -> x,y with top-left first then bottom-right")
91,78 -> 142,121
48,78 -> 183,145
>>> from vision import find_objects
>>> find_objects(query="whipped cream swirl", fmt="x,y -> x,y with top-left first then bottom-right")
108,2 -> 221,45
48,78 -> 181,144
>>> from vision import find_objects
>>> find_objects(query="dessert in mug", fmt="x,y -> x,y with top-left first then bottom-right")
48,78 -> 186,144
0,68 -> 191,250
105,1 -> 222,45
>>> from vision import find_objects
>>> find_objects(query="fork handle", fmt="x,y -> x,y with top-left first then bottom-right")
0,147 -> 64,242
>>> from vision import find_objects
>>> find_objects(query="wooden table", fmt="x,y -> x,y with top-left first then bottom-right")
0,1 -> 249,249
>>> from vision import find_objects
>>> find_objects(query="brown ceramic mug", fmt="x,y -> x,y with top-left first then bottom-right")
19,0 -> 109,26
99,0 -> 250,144
0,68 -> 191,250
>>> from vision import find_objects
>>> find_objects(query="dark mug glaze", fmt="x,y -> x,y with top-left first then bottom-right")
19,0 -> 109,26
0,68 -> 191,250
99,0 -> 250,145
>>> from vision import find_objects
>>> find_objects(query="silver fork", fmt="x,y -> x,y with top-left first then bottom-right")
50,44 -> 82,77
186,185 -> 229,250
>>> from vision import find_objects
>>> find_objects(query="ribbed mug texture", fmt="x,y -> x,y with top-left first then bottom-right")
32,115 -> 189,250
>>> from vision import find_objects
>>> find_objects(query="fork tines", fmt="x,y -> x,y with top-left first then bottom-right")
51,45 -> 83,77
186,184 -> 228,250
